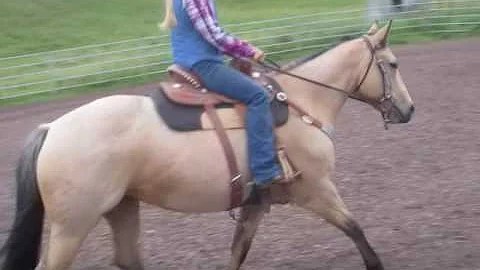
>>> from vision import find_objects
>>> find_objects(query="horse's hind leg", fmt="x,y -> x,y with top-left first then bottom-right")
228,204 -> 266,270
38,171 -> 128,269
293,178 -> 384,270
41,208 -> 102,270
104,197 -> 143,270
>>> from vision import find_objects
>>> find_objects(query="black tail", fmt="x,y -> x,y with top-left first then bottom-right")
0,126 -> 49,270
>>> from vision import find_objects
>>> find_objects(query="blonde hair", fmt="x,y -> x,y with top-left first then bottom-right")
159,0 -> 177,30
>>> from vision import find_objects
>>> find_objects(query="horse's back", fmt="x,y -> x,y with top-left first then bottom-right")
50,94 -> 145,126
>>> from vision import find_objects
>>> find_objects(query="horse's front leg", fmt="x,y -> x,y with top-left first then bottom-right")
290,177 -> 384,270
228,204 -> 266,270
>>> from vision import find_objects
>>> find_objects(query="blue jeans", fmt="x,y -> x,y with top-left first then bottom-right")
191,60 -> 281,184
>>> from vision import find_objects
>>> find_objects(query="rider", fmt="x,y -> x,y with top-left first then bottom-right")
161,0 -> 283,189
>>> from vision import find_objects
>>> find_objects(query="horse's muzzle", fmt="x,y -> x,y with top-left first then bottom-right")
386,103 -> 414,124
402,104 -> 415,123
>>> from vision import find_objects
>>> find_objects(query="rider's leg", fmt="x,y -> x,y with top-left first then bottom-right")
191,60 -> 282,186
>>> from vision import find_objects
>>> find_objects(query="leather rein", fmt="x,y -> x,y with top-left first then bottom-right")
255,36 -> 395,131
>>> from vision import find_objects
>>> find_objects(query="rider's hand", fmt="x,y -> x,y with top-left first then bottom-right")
252,48 -> 265,63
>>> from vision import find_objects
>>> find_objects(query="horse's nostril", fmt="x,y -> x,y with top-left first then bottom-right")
410,105 -> 415,115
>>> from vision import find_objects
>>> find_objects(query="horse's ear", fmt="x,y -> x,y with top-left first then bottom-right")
371,20 -> 393,47
367,20 -> 380,35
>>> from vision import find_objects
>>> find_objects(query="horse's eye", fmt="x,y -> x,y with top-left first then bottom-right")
390,62 -> 398,69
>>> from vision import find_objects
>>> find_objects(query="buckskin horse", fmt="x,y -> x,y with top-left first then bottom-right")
0,21 -> 414,270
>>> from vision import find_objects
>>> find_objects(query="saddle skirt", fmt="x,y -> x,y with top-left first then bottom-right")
151,61 -> 289,131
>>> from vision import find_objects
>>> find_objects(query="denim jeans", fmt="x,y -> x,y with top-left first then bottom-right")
191,60 -> 281,184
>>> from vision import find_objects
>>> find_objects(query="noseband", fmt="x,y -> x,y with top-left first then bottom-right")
258,36 -> 395,130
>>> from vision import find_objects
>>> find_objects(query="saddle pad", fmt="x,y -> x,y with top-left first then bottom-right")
150,86 -> 289,131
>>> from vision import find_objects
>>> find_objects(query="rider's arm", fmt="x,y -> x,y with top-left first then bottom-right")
184,0 -> 256,59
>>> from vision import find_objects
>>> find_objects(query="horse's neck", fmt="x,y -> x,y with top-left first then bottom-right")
276,39 -> 367,127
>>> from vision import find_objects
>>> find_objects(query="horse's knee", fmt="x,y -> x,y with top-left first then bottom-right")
298,196 -> 384,270
295,187 -> 351,224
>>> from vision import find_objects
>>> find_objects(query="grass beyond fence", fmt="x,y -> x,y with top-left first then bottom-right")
0,0 -> 364,58
0,0 -> 479,106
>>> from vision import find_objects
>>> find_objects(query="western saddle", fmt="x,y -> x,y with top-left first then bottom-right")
158,59 -> 299,210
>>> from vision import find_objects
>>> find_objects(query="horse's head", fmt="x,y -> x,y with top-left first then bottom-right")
352,20 -> 414,127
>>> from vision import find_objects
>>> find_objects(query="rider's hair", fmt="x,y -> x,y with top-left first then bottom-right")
160,0 -> 177,30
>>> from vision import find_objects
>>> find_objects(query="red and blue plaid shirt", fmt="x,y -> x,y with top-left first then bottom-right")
183,0 -> 256,59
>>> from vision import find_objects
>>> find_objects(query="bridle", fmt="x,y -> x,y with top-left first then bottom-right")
256,35 -> 396,131
357,36 -> 396,129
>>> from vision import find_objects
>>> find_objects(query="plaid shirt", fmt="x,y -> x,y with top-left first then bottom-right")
183,0 -> 256,59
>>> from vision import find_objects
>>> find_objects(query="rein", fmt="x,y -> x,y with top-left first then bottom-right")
260,36 -> 376,99
262,58 -> 353,96
253,36 -> 395,131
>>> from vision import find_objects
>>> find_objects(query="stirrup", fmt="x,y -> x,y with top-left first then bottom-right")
277,146 -> 302,182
